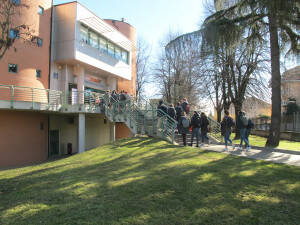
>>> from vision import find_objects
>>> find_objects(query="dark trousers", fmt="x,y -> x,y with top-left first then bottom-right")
182,133 -> 187,146
201,130 -> 209,143
190,128 -> 200,146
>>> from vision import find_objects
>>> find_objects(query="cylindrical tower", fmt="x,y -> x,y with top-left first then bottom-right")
0,0 -> 52,168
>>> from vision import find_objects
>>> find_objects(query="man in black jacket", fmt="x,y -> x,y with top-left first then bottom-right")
189,111 -> 201,147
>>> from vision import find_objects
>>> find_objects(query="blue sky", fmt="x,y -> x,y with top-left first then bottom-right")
53,0 -> 204,53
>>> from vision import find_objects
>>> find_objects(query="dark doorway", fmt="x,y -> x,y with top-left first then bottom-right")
49,130 -> 59,156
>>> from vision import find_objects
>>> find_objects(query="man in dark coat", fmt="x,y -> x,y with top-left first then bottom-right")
200,112 -> 209,145
189,111 -> 201,147
178,112 -> 190,146
175,102 -> 183,121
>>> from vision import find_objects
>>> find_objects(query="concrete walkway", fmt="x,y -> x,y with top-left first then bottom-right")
201,144 -> 300,167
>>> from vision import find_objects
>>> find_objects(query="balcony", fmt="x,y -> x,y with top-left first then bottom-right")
0,84 -> 106,114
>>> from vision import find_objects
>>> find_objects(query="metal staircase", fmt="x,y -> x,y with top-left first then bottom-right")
0,84 -> 221,144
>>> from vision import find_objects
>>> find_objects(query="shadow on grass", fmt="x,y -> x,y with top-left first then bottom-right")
1,137 -> 300,225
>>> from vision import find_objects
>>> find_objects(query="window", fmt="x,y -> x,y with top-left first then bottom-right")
36,69 -> 41,78
38,6 -> 44,15
121,50 -> 129,64
53,72 -> 59,79
115,47 -> 121,60
37,38 -> 43,47
8,64 -> 18,73
79,23 -> 129,63
9,29 -> 19,39
80,25 -> 89,44
107,42 -> 114,57
11,0 -> 20,4
89,31 -> 98,49
99,37 -> 107,53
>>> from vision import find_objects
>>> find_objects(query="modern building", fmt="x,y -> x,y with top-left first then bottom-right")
0,0 -> 136,168
281,66 -> 300,112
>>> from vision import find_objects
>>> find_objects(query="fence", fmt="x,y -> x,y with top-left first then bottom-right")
252,113 -> 300,132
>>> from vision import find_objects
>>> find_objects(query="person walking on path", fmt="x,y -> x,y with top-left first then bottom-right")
175,102 -> 183,122
221,110 -> 235,151
237,111 -> 251,151
178,112 -> 190,146
200,112 -> 210,145
189,111 -> 201,147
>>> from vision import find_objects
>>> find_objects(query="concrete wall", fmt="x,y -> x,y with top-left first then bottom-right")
0,111 -> 48,168
116,122 -> 131,140
52,2 -> 76,62
85,115 -> 111,150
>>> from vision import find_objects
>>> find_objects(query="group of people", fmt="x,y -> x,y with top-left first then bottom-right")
157,98 -> 255,151
103,90 -> 132,104
157,98 -> 210,147
221,110 -> 254,151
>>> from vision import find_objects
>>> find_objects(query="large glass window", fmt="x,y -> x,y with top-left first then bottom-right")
80,25 -> 89,44
79,23 -> 129,64
89,31 -> 98,48
115,47 -> 121,60
107,42 -> 114,57
99,37 -> 107,53
121,50 -> 128,64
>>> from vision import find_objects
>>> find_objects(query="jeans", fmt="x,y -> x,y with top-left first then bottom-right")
224,133 -> 233,147
190,128 -> 200,146
201,130 -> 209,143
240,128 -> 250,148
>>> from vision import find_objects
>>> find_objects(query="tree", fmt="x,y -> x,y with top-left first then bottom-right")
0,0 -> 34,60
201,0 -> 300,147
136,38 -> 151,101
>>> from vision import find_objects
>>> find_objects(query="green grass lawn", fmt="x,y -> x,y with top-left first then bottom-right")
1,137 -> 300,225
232,135 -> 300,151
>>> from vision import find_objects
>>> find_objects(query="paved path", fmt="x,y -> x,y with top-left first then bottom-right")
201,144 -> 300,167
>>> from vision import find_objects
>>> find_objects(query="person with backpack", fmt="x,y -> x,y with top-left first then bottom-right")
178,112 -> 190,146
200,112 -> 210,145
167,104 -> 176,120
221,110 -> 235,151
157,100 -> 168,130
175,102 -> 183,121
181,98 -> 190,115
236,111 -> 250,151
189,111 -> 201,147
246,118 -> 254,148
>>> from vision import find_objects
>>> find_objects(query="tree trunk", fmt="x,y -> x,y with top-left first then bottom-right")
266,14 -> 281,147
234,102 -> 242,139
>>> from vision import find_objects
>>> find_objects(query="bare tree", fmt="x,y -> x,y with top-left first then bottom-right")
0,0 -> 35,60
136,38 -> 151,101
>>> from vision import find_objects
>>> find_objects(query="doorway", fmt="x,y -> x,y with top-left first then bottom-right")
49,130 -> 59,156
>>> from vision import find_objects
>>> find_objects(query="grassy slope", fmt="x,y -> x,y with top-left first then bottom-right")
0,137 -> 300,225
232,135 -> 300,151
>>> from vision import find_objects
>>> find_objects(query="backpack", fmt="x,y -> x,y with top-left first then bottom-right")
195,116 -> 201,127
182,117 -> 190,128
241,116 -> 248,127
247,119 -> 254,129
